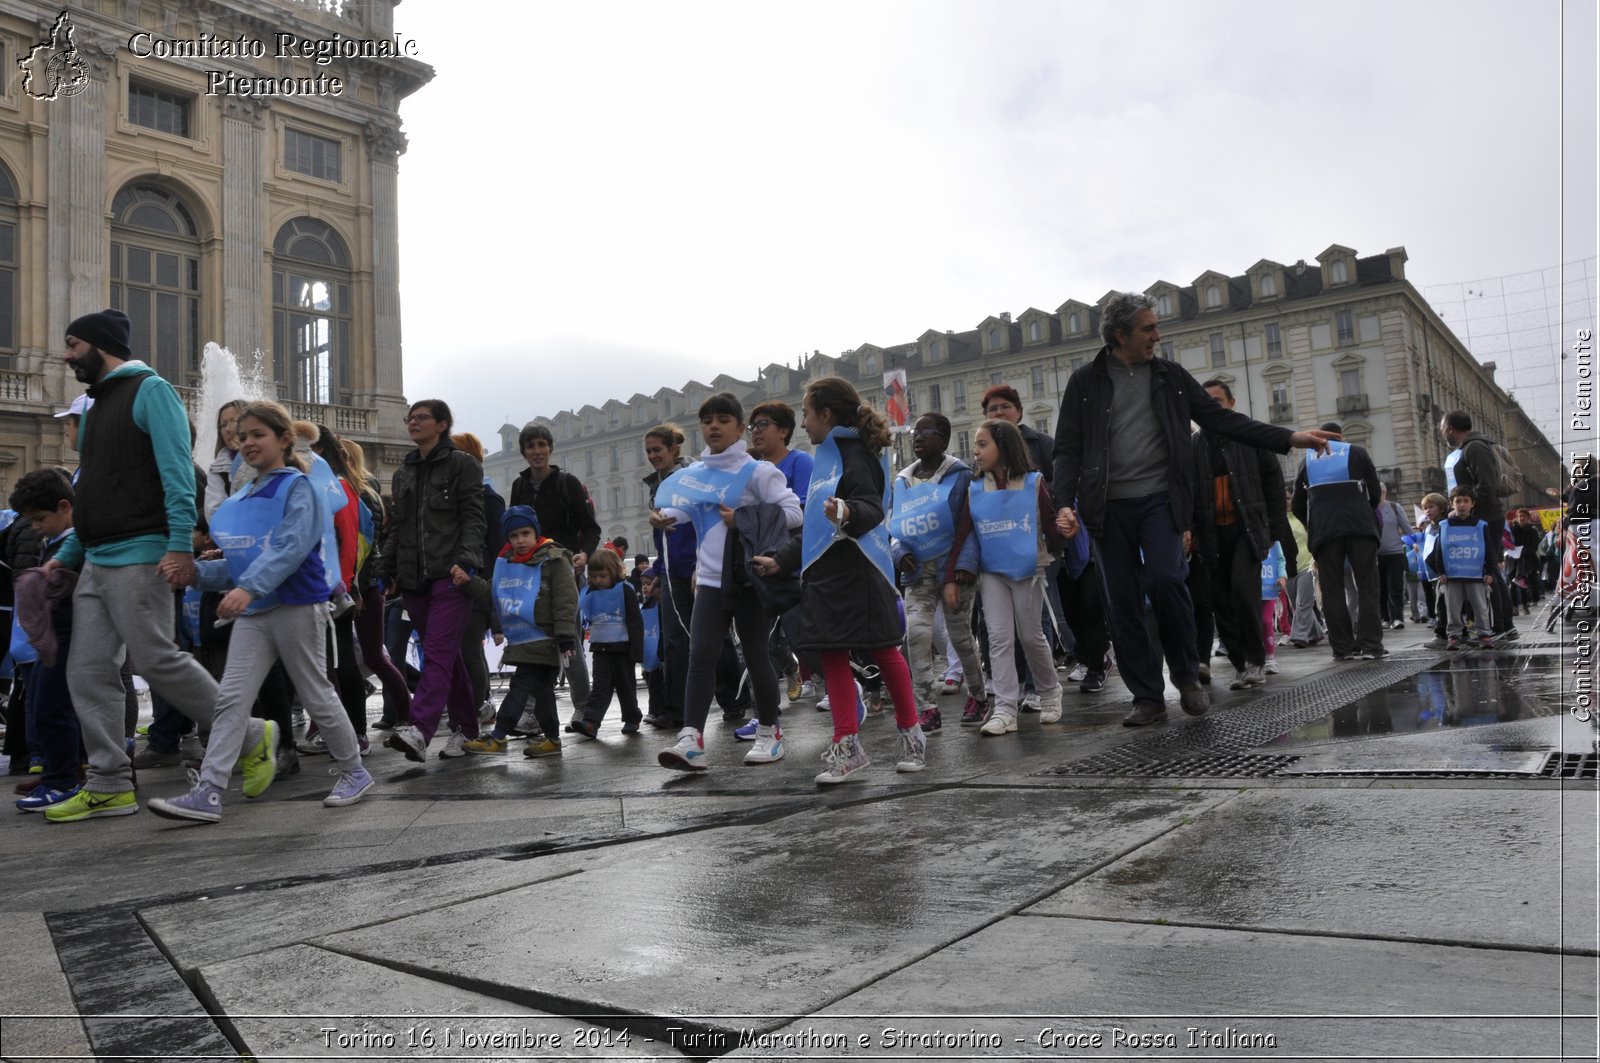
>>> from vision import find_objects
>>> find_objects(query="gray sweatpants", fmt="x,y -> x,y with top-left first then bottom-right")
69,562 -> 218,795
904,571 -> 984,703
1287,570 -> 1326,644
977,572 -> 1060,717
1443,579 -> 1492,640
200,603 -> 361,790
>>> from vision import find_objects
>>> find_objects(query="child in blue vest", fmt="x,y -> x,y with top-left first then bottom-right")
147,401 -> 370,823
463,506 -> 577,757
1259,541 -> 1286,674
945,419 -> 1064,735
1426,486 -> 1496,651
890,413 -> 984,732
569,548 -> 644,738
752,376 -> 923,783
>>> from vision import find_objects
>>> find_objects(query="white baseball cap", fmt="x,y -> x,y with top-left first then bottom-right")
54,394 -> 93,418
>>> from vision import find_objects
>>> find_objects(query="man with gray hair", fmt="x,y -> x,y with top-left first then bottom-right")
1052,292 -> 1337,726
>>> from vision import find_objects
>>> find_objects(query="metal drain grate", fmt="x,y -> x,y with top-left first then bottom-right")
1541,752 -> 1600,779
1034,752 -> 1299,779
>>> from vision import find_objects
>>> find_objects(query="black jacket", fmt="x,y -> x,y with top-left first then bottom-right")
1018,423 -> 1053,482
1290,443 -> 1382,552
510,465 -> 600,558
377,439 -> 486,592
1452,433 -> 1505,522
1190,430 -> 1297,574
1051,347 -> 1294,535
773,435 -> 902,651
724,502 -> 801,615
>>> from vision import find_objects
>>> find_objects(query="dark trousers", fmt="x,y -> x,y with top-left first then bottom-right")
358,586 -> 411,722
683,584 -> 778,732
1482,521 -> 1516,634
583,649 -> 641,725
1314,537 -> 1383,656
1093,493 -> 1199,703
1188,558 -> 1215,664
383,597 -> 422,710
495,663 -> 559,741
146,689 -> 194,752
459,594 -> 491,706
658,575 -> 694,721
1377,552 -> 1408,624
1058,561 -> 1111,673
1211,523 -> 1266,670
30,619 -> 81,790
251,660 -> 295,750
329,609 -> 367,736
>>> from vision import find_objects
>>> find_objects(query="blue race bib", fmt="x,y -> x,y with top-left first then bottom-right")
1306,441 -> 1354,487
802,427 -> 894,588
1443,448 -> 1462,493
891,475 -> 958,565
582,584 -> 629,645
494,555 -> 547,645
180,587 -> 204,647
657,460 -> 759,544
209,469 -> 328,614
1260,543 -> 1284,600
1441,520 -> 1487,580
641,602 -> 661,671
968,472 -> 1041,581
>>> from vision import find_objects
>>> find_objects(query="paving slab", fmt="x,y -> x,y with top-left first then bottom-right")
1029,789 -> 1599,952
196,944 -> 675,1059
0,912 -> 94,1063
313,788 -> 1231,1039
726,916 -> 1597,1060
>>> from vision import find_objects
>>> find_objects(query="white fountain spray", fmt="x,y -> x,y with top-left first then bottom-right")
191,342 -> 270,467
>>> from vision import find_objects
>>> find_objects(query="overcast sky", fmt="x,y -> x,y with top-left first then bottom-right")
390,0 -> 1597,450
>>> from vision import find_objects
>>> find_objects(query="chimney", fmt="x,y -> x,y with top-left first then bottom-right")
1385,246 -> 1408,281
1481,360 -> 1497,383
999,312 -> 1012,323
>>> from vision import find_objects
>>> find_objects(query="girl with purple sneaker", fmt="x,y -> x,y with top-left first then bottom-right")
148,401 -> 372,823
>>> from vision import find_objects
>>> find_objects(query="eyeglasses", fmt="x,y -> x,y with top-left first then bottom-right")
747,419 -> 774,433
984,404 -> 1017,416
403,413 -> 434,424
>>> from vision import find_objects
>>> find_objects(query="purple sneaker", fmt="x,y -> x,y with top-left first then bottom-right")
147,778 -> 224,824
323,767 -> 375,807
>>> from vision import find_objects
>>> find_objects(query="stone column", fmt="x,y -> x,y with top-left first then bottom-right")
46,34 -> 113,369
221,97 -> 269,362
365,120 -> 406,404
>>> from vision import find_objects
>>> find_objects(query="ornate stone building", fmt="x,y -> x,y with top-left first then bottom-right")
489,243 -> 1564,555
0,0 -> 430,495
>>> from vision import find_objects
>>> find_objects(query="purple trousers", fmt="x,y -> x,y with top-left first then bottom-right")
401,579 -> 480,743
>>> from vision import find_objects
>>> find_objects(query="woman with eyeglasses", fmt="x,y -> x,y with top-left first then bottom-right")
373,399 -> 487,762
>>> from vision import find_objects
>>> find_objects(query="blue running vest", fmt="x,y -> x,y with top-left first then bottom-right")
891,475 -> 958,565
1440,520 -> 1487,580
657,460 -> 758,544
802,427 -> 894,589
1305,441 -> 1355,486
582,584 -> 629,645
493,556 -> 548,646
968,472 -> 1041,581
1444,448 -> 1463,492
208,469 -> 329,614
306,453 -> 347,595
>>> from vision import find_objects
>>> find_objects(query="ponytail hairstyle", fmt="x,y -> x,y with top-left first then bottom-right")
312,423 -> 355,482
645,421 -> 686,453
979,418 -> 1034,479
805,375 -> 891,450
235,401 -> 307,472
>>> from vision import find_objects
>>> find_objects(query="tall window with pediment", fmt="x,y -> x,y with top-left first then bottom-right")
273,218 -> 352,405
110,184 -> 202,385
0,163 -> 17,369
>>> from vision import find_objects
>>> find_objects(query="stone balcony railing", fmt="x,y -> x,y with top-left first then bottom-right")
0,369 -> 45,405
175,386 -> 376,436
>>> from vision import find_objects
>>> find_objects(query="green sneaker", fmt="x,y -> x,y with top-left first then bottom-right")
241,720 -> 278,799
523,737 -> 561,758
44,789 -> 139,822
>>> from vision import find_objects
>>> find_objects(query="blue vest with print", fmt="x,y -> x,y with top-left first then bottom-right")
969,472 -> 1041,581
1260,543 -> 1285,600
1305,441 -> 1355,486
802,427 -> 895,588
657,460 -> 758,544
1443,448 -> 1463,492
306,453 -> 347,595
1441,520 -> 1488,579
209,469 -> 328,614
582,584 -> 629,645
891,475 -> 958,565
641,601 -> 661,671
494,555 -> 547,646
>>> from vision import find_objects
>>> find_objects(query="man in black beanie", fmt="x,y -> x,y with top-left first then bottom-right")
39,309 -> 223,822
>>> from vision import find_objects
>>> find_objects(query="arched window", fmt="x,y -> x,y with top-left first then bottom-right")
1068,312 -> 1080,334
1157,294 -> 1172,317
1260,274 -> 1276,297
1331,260 -> 1348,285
110,183 -> 202,385
1029,320 -> 1041,342
0,162 -> 17,366
1206,284 -> 1221,308
273,218 -> 351,405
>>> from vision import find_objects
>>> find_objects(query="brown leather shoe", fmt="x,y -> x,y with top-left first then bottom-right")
1122,700 -> 1168,727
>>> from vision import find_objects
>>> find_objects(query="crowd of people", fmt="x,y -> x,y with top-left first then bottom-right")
0,297 -> 1590,823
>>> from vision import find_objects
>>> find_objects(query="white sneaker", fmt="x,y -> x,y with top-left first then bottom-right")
1230,668 -> 1253,690
1038,693 -> 1063,724
439,730 -> 467,758
816,734 -> 869,784
383,724 -> 426,763
1263,659 -> 1280,675
979,710 -> 1018,736
799,680 -> 817,699
743,725 -> 785,765
895,727 -> 926,772
1020,691 -> 1041,713
657,728 -> 708,772
478,700 -> 497,727
1066,663 -> 1089,683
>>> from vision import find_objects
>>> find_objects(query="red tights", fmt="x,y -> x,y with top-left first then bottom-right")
818,647 -> 918,741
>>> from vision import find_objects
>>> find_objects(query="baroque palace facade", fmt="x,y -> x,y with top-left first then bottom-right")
487,243 -> 1564,554
0,0 -> 430,494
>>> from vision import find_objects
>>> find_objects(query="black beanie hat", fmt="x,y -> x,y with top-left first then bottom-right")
65,309 -> 132,359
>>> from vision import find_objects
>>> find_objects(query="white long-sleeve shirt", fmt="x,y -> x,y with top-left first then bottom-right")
658,439 -> 802,589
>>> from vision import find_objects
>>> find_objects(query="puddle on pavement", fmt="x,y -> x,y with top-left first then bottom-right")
1264,654 -> 1564,745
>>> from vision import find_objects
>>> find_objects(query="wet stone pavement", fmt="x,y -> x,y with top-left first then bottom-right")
0,621 -> 1594,1062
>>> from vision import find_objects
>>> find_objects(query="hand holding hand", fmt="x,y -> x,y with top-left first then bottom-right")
159,551 -> 197,589
450,564 -> 470,587
1056,507 -> 1079,538
751,555 -> 780,578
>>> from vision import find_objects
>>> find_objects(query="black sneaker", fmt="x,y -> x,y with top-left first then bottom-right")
1122,701 -> 1167,727
1358,649 -> 1392,660
1079,671 -> 1107,694
1498,629 -> 1521,643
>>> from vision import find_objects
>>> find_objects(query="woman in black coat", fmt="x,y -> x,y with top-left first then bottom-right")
755,376 -> 925,784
